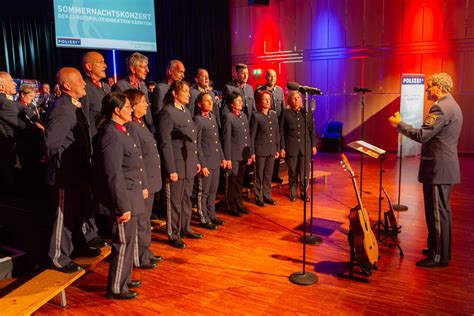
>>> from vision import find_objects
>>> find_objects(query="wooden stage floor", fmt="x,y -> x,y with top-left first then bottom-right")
35,152 -> 474,315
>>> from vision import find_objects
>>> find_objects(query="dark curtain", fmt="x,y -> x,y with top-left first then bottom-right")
0,0 -> 231,89
1,16 -> 57,84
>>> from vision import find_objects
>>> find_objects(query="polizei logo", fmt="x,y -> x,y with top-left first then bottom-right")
57,38 -> 81,45
402,77 -> 424,85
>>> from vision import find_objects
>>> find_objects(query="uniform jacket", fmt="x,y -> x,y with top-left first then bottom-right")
398,94 -> 463,184
194,112 -> 224,169
150,81 -> 169,118
0,93 -> 19,139
157,103 -> 200,179
279,108 -> 316,157
128,119 -> 162,193
94,121 -> 147,216
250,110 -> 280,157
44,93 -> 92,186
81,76 -> 111,138
222,111 -> 253,161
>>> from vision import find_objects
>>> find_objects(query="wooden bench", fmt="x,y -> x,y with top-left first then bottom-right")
243,169 -> 332,198
0,245 -> 111,316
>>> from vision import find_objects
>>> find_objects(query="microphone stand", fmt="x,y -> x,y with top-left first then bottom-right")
289,92 -> 318,286
393,133 -> 408,211
301,96 -> 322,245
359,92 -> 366,198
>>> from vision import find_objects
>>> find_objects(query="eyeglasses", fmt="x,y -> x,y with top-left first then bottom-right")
136,65 -> 149,70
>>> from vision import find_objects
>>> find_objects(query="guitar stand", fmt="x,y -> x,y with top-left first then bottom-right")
337,230 -> 377,283
371,156 -> 404,257
372,220 -> 404,257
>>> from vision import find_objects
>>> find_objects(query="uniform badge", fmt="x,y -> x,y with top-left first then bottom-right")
424,113 -> 437,126
71,98 -> 82,108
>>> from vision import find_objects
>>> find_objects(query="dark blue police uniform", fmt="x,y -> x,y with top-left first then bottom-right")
94,121 -> 146,295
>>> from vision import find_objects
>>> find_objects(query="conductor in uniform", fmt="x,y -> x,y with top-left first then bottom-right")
389,72 -> 463,268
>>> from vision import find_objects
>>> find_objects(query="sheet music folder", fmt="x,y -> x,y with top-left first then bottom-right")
347,140 -> 386,159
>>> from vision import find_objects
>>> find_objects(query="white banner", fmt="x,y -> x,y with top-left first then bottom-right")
399,74 -> 425,157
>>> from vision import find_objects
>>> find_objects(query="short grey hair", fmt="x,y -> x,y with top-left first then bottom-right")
428,73 -> 453,93
0,71 -> 11,85
126,52 -> 148,71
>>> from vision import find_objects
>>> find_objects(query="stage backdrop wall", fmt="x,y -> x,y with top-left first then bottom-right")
230,0 -> 474,153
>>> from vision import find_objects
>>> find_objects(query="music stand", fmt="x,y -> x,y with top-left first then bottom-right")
347,140 -> 386,240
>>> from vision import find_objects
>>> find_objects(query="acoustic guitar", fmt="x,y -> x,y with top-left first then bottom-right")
382,188 -> 401,236
340,154 -> 379,268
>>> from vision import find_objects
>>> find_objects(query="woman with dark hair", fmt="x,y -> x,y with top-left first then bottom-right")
194,92 -> 226,229
94,92 -> 147,300
250,90 -> 280,207
222,91 -> 253,217
123,89 -> 163,269
157,80 -> 203,249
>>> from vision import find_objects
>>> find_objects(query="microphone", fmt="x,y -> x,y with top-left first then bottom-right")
287,82 -> 323,95
354,87 -> 372,93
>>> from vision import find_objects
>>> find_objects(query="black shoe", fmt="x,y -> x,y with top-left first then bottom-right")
228,209 -> 242,217
264,198 -> 277,205
290,197 -> 297,202
239,208 -> 250,214
255,200 -> 265,207
212,218 -> 225,226
107,290 -> 138,300
182,232 -> 204,239
168,239 -> 187,249
150,256 -> 164,264
137,262 -> 157,269
127,280 -> 141,288
416,258 -> 448,268
272,177 -> 283,183
200,222 -> 217,230
73,246 -> 101,258
422,248 -> 429,256
87,237 -> 107,249
56,262 -> 84,274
